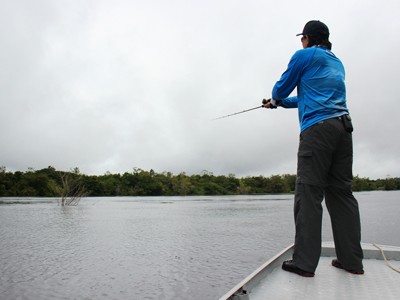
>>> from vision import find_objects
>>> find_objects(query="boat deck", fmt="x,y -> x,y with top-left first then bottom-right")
220,242 -> 400,300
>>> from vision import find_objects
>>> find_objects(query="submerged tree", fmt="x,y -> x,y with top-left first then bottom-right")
57,172 -> 88,206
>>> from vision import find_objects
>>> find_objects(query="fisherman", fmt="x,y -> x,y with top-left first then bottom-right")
263,20 -> 364,277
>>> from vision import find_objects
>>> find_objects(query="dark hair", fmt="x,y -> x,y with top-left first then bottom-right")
307,35 -> 332,50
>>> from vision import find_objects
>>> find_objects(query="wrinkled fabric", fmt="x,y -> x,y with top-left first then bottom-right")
272,46 -> 348,132
292,118 -> 363,272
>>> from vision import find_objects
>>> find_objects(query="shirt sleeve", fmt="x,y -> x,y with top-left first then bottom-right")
280,96 -> 299,108
272,49 -> 313,103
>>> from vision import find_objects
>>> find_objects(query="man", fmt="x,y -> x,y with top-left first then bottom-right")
263,20 -> 364,277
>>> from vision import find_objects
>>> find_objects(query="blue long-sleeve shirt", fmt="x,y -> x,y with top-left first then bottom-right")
272,46 -> 348,132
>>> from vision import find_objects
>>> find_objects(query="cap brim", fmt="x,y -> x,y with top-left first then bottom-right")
296,33 -> 304,36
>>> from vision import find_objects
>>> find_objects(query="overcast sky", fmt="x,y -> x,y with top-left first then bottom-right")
1,0 -> 399,179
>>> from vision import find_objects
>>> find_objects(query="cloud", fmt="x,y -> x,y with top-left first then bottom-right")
1,0 -> 400,179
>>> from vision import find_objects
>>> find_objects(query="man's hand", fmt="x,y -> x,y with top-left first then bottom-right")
262,98 -> 277,109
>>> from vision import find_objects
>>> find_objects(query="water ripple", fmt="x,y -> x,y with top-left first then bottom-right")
1,192 -> 399,299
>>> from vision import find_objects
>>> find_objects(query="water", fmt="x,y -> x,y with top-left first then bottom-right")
1,191 -> 399,300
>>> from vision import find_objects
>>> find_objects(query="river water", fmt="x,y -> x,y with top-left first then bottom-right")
1,191 -> 399,300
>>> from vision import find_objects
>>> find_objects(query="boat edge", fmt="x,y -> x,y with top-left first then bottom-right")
218,244 -> 294,300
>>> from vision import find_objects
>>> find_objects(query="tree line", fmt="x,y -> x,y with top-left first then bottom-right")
0,166 -> 399,197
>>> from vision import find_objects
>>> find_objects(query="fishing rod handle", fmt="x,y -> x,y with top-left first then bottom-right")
262,98 -> 277,109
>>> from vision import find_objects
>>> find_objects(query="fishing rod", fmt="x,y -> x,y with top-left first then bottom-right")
213,99 -> 270,120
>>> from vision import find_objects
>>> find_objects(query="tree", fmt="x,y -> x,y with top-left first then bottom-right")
57,172 -> 87,206
172,172 -> 193,196
0,167 -> 398,197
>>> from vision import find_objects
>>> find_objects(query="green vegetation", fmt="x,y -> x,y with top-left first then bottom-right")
57,172 -> 88,205
0,166 -> 399,197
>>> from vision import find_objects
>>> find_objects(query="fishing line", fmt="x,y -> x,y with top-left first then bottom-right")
213,99 -> 269,120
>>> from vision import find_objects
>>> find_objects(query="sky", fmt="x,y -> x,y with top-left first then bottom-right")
1,0 -> 400,179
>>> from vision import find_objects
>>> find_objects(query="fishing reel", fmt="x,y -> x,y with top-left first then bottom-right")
262,98 -> 277,109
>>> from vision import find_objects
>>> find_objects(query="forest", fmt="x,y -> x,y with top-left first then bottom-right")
0,166 -> 399,197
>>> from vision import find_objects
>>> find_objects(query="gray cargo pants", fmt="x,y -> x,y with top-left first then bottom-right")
292,117 -> 363,273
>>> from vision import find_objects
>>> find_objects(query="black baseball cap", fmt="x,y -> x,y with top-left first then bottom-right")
296,20 -> 329,38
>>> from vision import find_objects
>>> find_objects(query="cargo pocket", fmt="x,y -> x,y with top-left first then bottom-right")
297,150 -> 313,184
